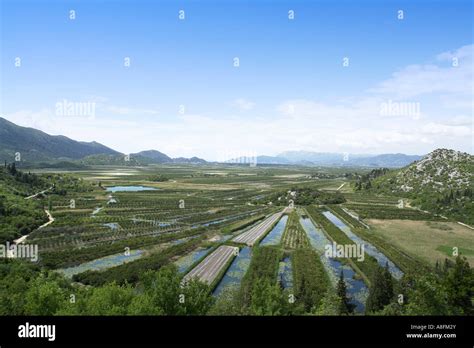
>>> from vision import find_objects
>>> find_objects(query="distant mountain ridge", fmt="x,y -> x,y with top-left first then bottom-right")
132,150 -> 207,164
133,150 -> 172,163
229,151 -> 423,168
1,117 -> 459,169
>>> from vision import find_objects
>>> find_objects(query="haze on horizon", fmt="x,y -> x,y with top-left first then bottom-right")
1,0 -> 472,161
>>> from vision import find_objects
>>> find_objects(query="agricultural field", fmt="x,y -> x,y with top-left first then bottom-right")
182,245 -> 239,286
366,219 -> 474,266
281,211 -> 310,249
1,162 -> 472,317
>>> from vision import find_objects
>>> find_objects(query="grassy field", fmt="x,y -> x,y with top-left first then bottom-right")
366,219 -> 474,266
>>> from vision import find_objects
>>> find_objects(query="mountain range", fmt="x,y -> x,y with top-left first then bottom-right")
0,116 -> 445,168
0,117 -> 205,165
246,151 -> 422,167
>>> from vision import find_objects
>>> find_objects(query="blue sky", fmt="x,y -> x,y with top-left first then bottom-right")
1,0 -> 472,159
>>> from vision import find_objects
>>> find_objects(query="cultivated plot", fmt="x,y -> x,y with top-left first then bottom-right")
232,208 -> 288,246
182,245 -> 238,286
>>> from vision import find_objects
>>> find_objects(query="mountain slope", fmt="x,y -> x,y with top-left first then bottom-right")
0,164 -> 49,243
367,149 -> 474,224
0,117 -> 120,162
132,150 -> 172,163
372,149 -> 473,193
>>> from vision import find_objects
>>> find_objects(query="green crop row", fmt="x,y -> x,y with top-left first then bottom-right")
281,211 -> 310,249
291,248 -> 331,311
72,236 -> 206,286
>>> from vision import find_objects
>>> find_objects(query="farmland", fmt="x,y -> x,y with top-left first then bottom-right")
182,245 -> 238,286
281,211 -> 310,249
1,162 -> 473,316
366,219 -> 474,266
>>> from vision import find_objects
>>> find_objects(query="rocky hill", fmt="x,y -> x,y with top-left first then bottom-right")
374,149 -> 472,194
366,149 -> 473,224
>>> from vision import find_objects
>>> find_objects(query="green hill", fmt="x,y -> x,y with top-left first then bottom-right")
0,117 -> 120,163
360,149 -> 474,224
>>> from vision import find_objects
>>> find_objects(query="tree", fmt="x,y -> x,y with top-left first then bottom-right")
249,280 -> 287,315
83,283 -> 134,315
128,293 -> 160,315
314,288 -> 342,315
0,196 -> 5,216
139,265 -> 213,315
444,256 -> 473,315
0,260 -> 38,315
365,263 -> 393,313
140,266 -> 183,315
8,163 -> 17,176
405,274 -> 450,315
181,278 -> 214,315
336,271 -> 355,314
208,286 -> 242,315
24,274 -> 66,315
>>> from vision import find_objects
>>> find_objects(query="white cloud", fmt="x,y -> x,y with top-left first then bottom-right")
421,122 -> 472,137
436,44 -> 473,61
232,98 -> 255,111
369,44 -> 473,99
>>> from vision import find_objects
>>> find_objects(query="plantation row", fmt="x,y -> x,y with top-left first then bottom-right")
342,192 -> 400,205
292,249 -> 331,311
38,226 -> 210,268
31,198 -> 268,251
281,211 -> 310,249
327,205 -> 368,230
305,206 -> 382,284
72,236 -> 207,286
236,234 -> 333,313
343,203 -> 446,221
239,246 -> 282,307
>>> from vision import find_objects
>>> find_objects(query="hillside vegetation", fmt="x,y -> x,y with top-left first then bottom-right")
356,149 -> 474,224
0,117 -> 119,162
0,164 -> 48,243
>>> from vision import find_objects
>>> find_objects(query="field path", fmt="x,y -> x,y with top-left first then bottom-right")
9,209 -> 54,252
25,186 -> 53,200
